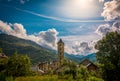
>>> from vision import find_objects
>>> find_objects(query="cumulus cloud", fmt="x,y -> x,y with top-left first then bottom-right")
98,0 -> 120,37
55,39 -> 96,55
96,21 -> 120,36
95,24 -> 111,36
102,0 -> 120,21
60,33 -> 101,55
0,20 -> 30,39
38,29 -> 59,47
112,21 -> 120,32
72,41 -> 95,55
0,21 -> 14,35
0,20 -> 58,50
13,23 -> 27,37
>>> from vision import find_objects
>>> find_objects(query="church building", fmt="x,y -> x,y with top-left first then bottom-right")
37,39 -> 65,74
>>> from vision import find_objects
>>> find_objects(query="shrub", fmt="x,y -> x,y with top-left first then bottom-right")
5,76 -> 14,81
88,76 -> 104,81
6,53 -> 32,77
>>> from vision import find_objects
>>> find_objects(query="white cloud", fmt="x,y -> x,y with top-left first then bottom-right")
72,41 -> 94,55
63,40 -> 98,55
13,23 -> 27,37
38,29 -> 59,48
60,33 -> 100,55
102,0 -> 120,21
0,21 -> 14,35
0,20 -> 58,50
96,21 -> 120,36
95,24 -> 111,36
112,21 -> 120,33
98,0 -> 120,37
0,20 -> 34,39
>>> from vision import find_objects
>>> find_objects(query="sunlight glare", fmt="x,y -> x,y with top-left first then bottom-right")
59,0 -> 101,19
79,0 -> 88,3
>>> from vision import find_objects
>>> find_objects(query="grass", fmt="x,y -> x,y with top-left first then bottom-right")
15,75 -> 69,81
14,75 -> 104,81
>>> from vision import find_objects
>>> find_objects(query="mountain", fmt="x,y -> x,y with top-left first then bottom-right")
0,34 -> 96,64
65,53 -> 96,63
0,34 -> 57,64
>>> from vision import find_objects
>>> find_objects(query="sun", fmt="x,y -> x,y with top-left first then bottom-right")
79,0 -> 88,3
76,0 -> 91,8
59,0 -> 100,19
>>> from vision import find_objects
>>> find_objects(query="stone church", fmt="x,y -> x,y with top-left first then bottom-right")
37,39 -> 64,74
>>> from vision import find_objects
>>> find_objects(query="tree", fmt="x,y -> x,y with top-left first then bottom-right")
0,48 -> 8,73
77,65 -> 89,81
61,60 -> 77,79
6,52 -> 32,77
0,57 -> 8,72
95,32 -> 120,81
0,48 -> 3,53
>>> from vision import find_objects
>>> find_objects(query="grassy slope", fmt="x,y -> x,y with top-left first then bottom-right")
0,34 -> 57,64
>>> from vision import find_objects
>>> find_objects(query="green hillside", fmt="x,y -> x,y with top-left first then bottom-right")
0,34 -> 96,64
0,34 -> 57,64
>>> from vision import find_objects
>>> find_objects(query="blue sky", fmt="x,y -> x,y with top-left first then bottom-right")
0,0 -> 107,35
0,0 -> 119,55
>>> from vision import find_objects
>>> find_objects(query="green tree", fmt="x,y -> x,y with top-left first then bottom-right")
0,48 -> 3,53
95,32 -> 120,81
6,52 -> 32,77
61,60 -> 77,79
0,58 -> 8,72
0,48 -> 8,73
77,65 -> 89,81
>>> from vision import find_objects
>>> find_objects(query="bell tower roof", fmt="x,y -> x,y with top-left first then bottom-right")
58,39 -> 64,43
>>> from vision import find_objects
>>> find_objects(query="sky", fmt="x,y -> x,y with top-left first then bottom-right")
0,0 -> 120,55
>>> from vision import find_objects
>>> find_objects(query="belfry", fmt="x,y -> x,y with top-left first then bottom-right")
57,39 -> 64,66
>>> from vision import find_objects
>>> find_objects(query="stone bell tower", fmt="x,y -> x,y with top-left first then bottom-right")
57,39 -> 64,66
